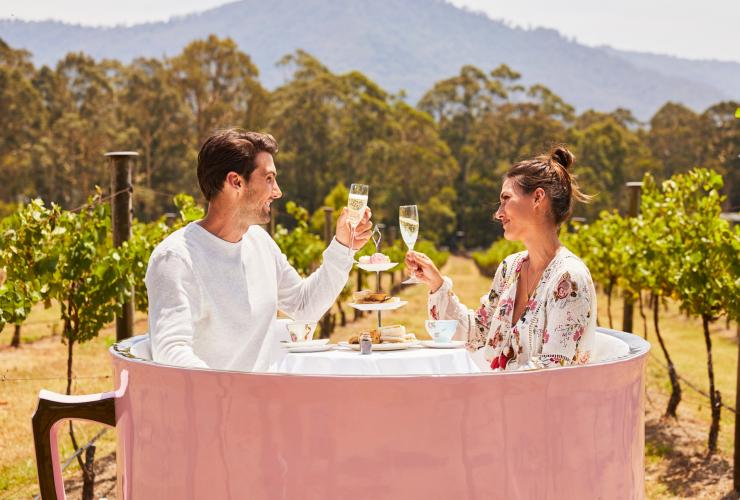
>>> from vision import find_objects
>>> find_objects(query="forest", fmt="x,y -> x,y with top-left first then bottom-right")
1,35 -> 737,249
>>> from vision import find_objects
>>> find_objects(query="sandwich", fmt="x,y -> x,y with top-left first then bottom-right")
379,324 -> 406,343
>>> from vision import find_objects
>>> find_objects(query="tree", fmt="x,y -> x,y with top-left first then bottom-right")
369,100 -> 458,238
268,51 -> 350,213
417,64 -> 511,247
310,183 -> 349,235
0,39 -> 45,204
659,168 -> 740,453
419,66 -> 584,247
701,101 -> 740,211
646,102 -> 708,180
28,53 -> 121,208
568,115 -> 657,220
633,174 -> 684,417
565,211 -> 630,329
0,200 -> 60,346
117,58 -> 196,219
170,35 -> 268,145
270,51 -> 458,235
49,192 -> 135,487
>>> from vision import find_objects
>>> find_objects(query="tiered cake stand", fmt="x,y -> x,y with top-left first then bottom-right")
348,261 -> 407,329
347,226 -> 406,328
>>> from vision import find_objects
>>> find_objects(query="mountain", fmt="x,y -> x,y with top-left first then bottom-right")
1,0 -> 738,120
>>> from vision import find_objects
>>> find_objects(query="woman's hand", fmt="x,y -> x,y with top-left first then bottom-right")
405,251 -> 444,292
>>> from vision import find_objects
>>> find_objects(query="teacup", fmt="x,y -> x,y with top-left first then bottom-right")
424,320 -> 458,343
287,321 -> 318,343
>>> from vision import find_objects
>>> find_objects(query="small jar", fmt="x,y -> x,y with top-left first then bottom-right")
360,333 -> 372,355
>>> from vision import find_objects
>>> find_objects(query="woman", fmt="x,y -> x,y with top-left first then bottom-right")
406,146 -> 596,371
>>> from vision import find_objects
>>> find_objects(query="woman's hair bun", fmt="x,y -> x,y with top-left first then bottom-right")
550,146 -> 575,170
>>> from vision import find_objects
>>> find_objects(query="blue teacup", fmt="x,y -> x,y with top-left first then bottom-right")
424,320 -> 458,343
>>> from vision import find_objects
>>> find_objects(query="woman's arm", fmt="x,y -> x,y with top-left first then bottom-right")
427,264 -> 505,349
536,269 -> 594,367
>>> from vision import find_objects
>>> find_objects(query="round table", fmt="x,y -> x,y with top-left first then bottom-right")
271,344 -> 481,375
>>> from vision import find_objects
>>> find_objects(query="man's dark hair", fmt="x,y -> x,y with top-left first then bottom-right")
197,129 -> 279,201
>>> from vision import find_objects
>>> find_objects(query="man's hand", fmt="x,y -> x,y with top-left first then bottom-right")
336,207 -> 373,250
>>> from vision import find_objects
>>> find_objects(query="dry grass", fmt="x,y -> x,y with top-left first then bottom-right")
604,290 -> 738,457
0,301 -> 62,347
0,255 -> 737,499
0,313 -> 148,500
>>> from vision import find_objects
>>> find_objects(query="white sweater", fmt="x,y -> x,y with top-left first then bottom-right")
145,222 -> 355,371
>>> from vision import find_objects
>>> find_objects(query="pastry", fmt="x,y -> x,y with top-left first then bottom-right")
369,253 -> 390,264
349,329 -> 381,344
352,290 -> 392,304
358,253 -> 390,264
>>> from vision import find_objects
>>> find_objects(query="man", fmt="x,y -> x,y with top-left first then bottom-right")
145,129 -> 372,371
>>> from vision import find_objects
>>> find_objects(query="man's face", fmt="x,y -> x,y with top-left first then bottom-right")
242,151 -> 282,225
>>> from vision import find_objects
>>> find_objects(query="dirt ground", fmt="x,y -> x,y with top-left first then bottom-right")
643,386 -> 738,499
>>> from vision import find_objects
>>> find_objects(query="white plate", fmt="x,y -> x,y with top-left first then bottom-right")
347,300 -> 407,311
286,344 -> 334,353
355,262 -> 398,272
282,339 -> 330,348
420,340 -> 466,349
337,341 -> 410,351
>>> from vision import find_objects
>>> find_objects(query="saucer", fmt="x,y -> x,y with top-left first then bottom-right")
286,344 -> 333,353
338,341 -> 410,351
420,340 -> 466,349
347,300 -> 407,311
355,262 -> 398,272
282,339 -> 330,348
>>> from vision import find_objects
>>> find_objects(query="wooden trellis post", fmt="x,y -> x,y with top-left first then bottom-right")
622,181 -> 642,333
106,151 -> 138,342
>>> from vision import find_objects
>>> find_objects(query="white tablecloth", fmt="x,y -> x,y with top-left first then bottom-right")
271,345 -> 481,375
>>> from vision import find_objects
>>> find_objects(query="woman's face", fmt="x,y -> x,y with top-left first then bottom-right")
495,178 -> 542,241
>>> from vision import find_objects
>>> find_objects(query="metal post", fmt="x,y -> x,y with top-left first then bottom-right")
388,226 -> 398,286
622,182 -> 642,333
354,271 -> 362,321
375,223 -> 385,329
106,152 -> 137,342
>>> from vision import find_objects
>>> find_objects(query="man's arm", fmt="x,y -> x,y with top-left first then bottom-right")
276,207 -> 373,321
276,237 -> 356,321
145,251 -> 208,368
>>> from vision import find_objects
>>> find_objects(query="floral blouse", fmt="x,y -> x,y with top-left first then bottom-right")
429,247 -> 596,371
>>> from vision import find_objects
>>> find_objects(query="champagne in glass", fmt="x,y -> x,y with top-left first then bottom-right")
399,205 -> 421,284
347,183 -> 369,252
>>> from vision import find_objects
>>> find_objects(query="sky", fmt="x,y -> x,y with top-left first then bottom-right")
1,0 -> 738,63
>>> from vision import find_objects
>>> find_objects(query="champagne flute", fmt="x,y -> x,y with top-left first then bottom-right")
347,183 -> 369,254
399,205 -> 421,284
